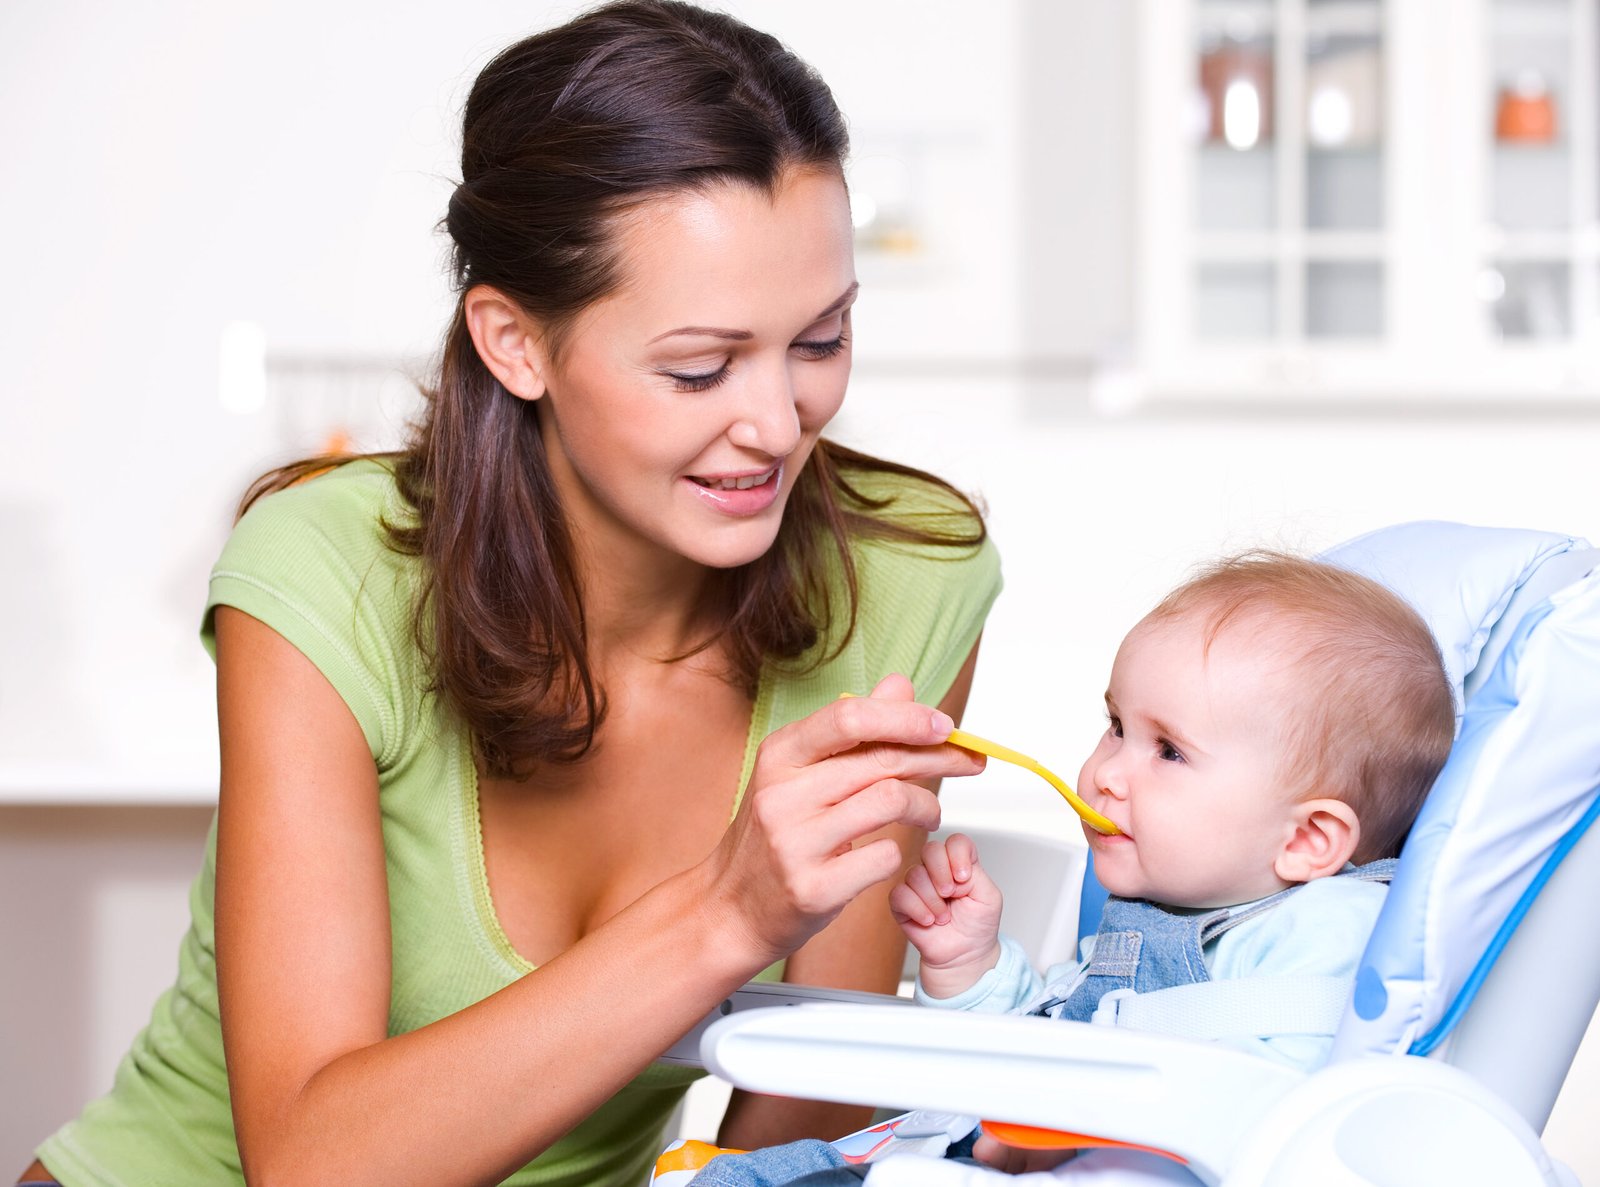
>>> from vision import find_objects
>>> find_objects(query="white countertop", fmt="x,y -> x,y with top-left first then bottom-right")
0,760 -> 218,806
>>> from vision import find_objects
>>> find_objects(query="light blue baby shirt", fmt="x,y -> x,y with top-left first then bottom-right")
914,875 -> 1389,1072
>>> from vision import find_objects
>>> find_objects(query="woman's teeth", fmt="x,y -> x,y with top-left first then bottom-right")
693,469 -> 774,491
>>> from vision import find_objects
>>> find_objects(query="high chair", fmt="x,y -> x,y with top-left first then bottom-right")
672,521 -> 1600,1186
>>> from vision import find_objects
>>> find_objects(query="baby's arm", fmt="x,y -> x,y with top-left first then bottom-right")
889,833 -> 1005,999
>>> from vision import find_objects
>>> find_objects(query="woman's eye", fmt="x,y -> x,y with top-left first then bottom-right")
792,331 -> 849,361
665,365 -> 732,393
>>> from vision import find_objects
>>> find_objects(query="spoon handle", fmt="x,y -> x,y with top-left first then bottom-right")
945,728 -> 1121,836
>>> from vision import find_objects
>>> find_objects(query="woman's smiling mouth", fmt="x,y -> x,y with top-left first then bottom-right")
688,466 -> 778,491
684,465 -> 783,515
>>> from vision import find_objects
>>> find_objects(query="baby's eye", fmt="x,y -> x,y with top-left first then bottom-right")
1157,739 -> 1185,763
1106,714 -> 1123,739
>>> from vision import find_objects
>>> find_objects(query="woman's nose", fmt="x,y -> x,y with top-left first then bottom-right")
727,364 -> 802,456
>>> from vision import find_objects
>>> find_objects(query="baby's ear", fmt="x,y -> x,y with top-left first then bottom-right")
1274,799 -> 1360,884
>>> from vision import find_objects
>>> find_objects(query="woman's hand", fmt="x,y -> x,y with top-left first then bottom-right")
706,673 -> 984,967
890,833 -> 1004,998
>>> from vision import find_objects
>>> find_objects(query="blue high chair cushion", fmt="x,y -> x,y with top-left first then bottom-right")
1316,522 -> 1600,1059
1320,520 -> 1581,721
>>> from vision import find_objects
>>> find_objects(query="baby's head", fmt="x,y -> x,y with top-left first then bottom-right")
1079,552 -> 1454,909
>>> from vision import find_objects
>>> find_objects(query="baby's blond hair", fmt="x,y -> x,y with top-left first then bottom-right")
1143,552 -> 1454,863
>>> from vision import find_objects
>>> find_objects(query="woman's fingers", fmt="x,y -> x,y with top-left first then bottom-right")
800,777 -> 941,859
708,674 -> 989,962
815,836 -> 913,907
760,683 -> 955,769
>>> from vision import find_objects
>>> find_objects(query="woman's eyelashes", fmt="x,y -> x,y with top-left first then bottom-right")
660,332 -> 850,393
792,331 -> 849,361
666,364 -> 733,393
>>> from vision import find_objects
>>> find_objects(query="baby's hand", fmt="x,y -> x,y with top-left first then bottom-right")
889,833 -> 1004,998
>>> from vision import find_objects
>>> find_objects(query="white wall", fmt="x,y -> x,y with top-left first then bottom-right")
6,0 -> 1600,1179
0,0 -> 1028,794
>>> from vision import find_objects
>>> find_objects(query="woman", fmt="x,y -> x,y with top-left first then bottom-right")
20,3 -> 1000,1185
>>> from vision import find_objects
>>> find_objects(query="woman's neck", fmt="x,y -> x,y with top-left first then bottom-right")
574,535 -> 721,665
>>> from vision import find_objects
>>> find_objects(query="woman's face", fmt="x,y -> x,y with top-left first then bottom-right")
532,167 -> 857,574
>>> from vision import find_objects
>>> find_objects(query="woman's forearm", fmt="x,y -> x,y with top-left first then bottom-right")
239,862 -> 755,1187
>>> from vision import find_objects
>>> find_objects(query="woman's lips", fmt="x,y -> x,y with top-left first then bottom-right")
684,464 -> 783,516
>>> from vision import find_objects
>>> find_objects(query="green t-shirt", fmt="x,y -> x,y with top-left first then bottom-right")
38,457 -> 1002,1187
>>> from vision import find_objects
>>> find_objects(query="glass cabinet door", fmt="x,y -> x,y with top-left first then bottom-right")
1141,0 -> 1600,402
1482,0 -> 1599,344
1191,0 -> 1386,343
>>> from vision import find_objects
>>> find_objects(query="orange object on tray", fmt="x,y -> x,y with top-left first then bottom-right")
979,1120 -> 1189,1164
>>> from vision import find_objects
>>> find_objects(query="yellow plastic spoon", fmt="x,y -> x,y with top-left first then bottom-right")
837,694 -> 1119,835
944,727 -> 1121,836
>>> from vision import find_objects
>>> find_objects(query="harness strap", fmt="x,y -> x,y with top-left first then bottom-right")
1091,974 -> 1353,1040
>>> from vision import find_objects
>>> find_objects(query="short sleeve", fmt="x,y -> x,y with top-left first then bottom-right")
200,461 -> 421,770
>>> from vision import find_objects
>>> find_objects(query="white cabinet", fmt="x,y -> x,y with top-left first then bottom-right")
1134,0 -> 1600,403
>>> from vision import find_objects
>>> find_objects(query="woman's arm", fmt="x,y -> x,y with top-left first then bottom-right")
213,608 -> 977,1187
718,639 -> 983,1150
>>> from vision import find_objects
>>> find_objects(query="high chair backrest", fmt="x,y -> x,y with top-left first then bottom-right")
1322,523 -> 1600,1131
1073,522 -> 1600,1131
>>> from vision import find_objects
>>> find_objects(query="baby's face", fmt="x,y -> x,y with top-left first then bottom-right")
1077,612 -> 1304,909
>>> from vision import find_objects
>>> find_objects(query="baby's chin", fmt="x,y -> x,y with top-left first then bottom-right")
1096,869 -> 1248,908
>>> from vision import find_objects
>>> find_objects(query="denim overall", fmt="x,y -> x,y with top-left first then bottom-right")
1026,859 -> 1399,1023
685,861 -> 1398,1187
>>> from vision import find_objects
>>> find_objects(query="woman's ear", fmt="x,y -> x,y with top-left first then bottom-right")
463,285 -> 548,401
1274,798 -> 1360,884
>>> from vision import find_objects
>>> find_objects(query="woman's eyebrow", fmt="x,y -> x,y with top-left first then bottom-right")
648,281 -> 860,344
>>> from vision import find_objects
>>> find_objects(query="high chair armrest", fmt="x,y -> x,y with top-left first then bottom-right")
701,1002 -> 1303,1186
659,980 -> 914,1067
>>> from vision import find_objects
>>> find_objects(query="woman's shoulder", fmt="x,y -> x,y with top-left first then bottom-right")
205,457 -> 424,765
231,455 -> 410,549
791,461 -> 1003,708
841,463 -> 987,531
215,457 -> 417,592
840,465 -> 1001,602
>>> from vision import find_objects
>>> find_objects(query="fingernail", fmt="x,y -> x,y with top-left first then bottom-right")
955,866 -> 970,882
930,710 -> 954,737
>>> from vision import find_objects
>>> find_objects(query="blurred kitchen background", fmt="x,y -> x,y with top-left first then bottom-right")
4,0 -> 1600,1175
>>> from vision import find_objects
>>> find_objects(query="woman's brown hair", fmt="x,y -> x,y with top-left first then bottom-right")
239,0 -> 985,778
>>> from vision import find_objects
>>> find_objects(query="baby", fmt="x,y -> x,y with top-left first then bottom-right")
682,552 -> 1455,1184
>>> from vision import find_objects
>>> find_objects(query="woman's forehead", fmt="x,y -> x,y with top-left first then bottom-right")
602,171 -> 856,328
